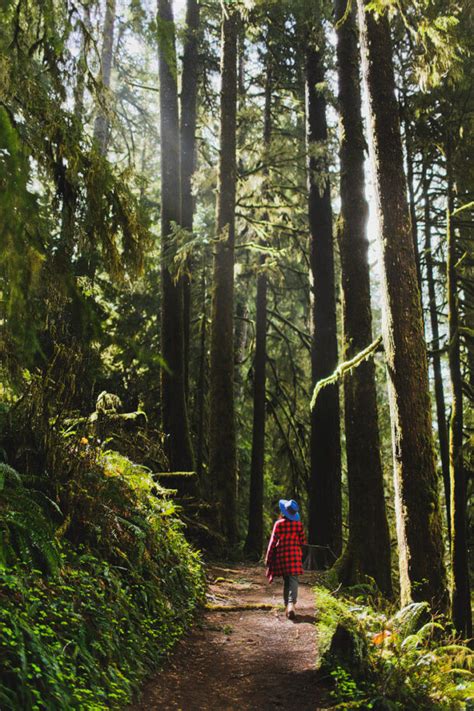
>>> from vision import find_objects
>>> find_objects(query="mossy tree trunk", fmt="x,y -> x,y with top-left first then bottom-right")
73,4 -> 91,123
93,0 -> 116,154
306,35 -> 342,566
446,173 -> 472,637
334,0 -> 391,595
422,169 -> 451,542
244,49 -> 272,558
357,0 -> 448,611
180,0 -> 200,400
402,102 -> 423,296
208,7 -> 239,544
195,270 -> 207,480
157,0 -> 194,475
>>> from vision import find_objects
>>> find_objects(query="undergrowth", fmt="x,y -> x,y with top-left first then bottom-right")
0,442 -> 205,710
316,586 -> 474,710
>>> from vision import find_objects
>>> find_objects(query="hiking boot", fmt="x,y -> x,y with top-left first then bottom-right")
287,603 -> 295,620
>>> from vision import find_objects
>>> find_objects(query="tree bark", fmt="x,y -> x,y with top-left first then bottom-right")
93,0 -> 116,154
244,261 -> 267,557
196,270 -> 207,481
402,103 -> 423,296
158,0 -> 194,474
357,0 -> 448,611
73,5 -> 92,122
334,0 -> 392,595
306,35 -> 342,566
180,0 -> 200,400
422,169 -> 451,542
244,50 -> 271,558
447,169 -> 472,636
208,7 -> 239,544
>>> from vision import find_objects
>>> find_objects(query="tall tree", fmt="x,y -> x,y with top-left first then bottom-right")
401,100 -> 423,295
208,5 -> 239,543
244,45 -> 272,558
305,28 -> 342,566
180,0 -> 200,397
73,4 -> 92,122
157,0 -> 194,474
422,167 -> 450,541
195,270 -> 208,480
334,0 -> 391,595
446,176 -> 472,637
356,0 -> 448,610
94,0 -> 116,154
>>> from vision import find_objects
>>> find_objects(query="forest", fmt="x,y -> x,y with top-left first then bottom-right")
0,0 -> 472,708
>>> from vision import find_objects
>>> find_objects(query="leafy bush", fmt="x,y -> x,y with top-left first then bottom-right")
0,451 -> 205,710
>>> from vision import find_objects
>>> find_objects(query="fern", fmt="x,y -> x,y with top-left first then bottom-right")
0,463 -> 60,574
390,601 -> 430,639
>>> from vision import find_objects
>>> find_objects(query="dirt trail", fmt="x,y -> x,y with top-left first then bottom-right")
132,563 -> 328,711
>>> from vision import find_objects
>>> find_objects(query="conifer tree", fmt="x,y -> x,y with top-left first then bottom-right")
208,5 -> 239,543
157,0 -> 194,474
306,26 -> 342,566
244,42 -> 272,558
334,0 -> 391,594
356,0 -> 448,610
180,0 -> 200,397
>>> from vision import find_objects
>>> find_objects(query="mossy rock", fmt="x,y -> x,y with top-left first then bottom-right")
321,622 -> 370,679
315,587 -> 370,678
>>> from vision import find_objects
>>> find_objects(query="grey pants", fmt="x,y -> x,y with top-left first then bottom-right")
283,575 -> 298,605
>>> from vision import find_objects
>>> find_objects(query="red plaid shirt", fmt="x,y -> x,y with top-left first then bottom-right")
265,517 -> 307,582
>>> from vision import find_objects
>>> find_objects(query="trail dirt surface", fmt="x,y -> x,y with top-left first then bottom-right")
132,563 -> 328,711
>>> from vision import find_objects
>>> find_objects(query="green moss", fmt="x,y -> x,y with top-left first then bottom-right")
316,586 -> 357,658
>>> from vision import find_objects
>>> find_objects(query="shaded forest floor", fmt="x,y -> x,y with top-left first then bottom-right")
131,563 -> 329,711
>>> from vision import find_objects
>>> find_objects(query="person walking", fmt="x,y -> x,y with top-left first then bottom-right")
265,499 -> 307,620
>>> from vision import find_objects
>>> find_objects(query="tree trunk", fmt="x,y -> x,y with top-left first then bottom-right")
158,0 -> 194,474
244,261 -> 267,557
334,0 -> 392,595
402,103 -> 423,296
208,7 -> 239,544
306,36 -> 342,566
180,0 -> 200,400
93,0 -> 116,154
357,0 -> 448,611
422,169 -> 451,542
447,169 -> 472,636
73,5 -> 92,122
196,270 -> 207,481
244,51 -> 272,558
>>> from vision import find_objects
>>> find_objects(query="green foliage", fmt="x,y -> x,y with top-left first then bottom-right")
0,0 -> 149,378
0,464 -> 61,575
0,106 -> 45,362
0,447 -> 204,709
0,545 -> 203,710
315,586 -> 474,710
390,601 -> 430,638
329,666 -> 373,709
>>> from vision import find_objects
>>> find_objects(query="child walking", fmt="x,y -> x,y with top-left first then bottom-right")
265,499 -> 307,620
